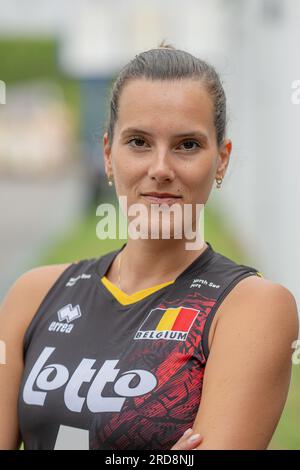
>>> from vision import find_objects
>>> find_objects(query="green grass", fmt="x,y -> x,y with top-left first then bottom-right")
35,200 -> 123,266
27,200 -> 300,450
268,364 -> 300,450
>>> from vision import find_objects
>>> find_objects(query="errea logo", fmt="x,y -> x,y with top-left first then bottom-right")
58,304 -> 81,322
48,304 -> 82,334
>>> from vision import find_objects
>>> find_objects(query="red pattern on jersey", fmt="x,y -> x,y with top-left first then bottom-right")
90,291 -> 216,450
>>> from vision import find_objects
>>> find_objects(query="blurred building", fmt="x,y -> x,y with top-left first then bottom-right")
0,80 -> 74,177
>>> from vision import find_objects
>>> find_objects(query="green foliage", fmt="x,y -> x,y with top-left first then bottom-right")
0,37 -> 59,83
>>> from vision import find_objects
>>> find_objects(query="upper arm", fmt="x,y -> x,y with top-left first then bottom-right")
192,277 -> 299,450
0,264 -> 71,450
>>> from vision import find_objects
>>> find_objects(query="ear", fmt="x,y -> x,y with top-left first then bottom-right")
103,132 -> 113,177
216,138 -> 232,177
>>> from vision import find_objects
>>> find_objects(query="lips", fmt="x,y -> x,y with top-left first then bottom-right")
141,192 -> 182,204
143,192 -> 181,198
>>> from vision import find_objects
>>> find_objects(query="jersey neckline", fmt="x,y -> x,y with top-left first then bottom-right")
100,275 -> 175,306
93,241 -> 215,307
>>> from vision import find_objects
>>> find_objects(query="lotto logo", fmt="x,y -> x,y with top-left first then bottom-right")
22,347 -> 157,413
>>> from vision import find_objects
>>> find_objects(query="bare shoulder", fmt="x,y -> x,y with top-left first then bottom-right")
0,263 -> 72,336
193,275 -> 299,449
216,274 -> 299,343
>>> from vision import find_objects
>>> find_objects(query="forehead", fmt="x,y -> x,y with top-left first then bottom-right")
116,78 -> 215,138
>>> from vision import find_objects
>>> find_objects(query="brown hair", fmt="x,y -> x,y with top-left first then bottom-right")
105,40 -> 227,147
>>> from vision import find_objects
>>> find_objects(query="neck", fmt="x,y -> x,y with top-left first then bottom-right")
118,238 -> 207,293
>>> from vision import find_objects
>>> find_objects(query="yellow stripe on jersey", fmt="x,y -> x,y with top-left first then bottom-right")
156,307 -> 181,331
101,276 -> 175,306
256,271 -> 264,278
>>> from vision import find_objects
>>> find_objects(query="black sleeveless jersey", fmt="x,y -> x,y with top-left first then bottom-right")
18,241 -> 262,450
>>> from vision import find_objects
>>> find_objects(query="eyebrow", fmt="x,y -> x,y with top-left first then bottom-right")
120,127 -> 208,142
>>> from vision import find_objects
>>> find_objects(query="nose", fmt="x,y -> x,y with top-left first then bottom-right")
147,149 -> 175,183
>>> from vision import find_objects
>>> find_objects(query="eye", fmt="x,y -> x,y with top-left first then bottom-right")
127,136 -> 148,148
126,137 -> 202,151
178,140 -> 202,151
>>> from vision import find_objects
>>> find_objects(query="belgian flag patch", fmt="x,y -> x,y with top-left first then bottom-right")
134,307 -> 199,341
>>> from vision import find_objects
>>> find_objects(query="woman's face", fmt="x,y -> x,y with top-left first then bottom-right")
103,78 -> 231,237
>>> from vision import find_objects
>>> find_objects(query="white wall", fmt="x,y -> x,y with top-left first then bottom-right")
214,0 -> 300,313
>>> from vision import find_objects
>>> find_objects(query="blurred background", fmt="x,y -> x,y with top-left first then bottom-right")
0,0 -> 299,449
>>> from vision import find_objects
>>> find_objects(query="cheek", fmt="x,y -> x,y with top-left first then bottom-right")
182,163 -> 215,196
180,166 -> 213,207
114,159 -> 133,185
114,153 -> 147,188
113,160 -> 142,200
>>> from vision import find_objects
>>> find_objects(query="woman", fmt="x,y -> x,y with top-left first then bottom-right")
0,42 -> 298,451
